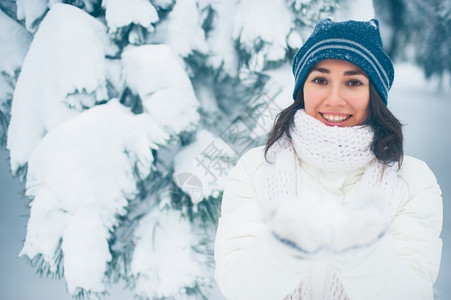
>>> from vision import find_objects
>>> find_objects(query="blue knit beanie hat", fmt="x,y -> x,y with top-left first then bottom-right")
292,18 -> 394,104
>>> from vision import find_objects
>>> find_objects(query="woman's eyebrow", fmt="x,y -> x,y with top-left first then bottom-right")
344,70 -> 368,77
311,67 -> 368,77
311,67 -> 330,73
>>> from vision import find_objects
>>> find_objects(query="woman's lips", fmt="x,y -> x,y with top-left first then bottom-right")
320,113 -> 352,126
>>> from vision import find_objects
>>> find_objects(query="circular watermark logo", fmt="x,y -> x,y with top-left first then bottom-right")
172,172 -> 203,207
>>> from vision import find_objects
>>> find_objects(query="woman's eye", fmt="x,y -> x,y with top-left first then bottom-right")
313,77 -> 327,85
346,79 -> 363,87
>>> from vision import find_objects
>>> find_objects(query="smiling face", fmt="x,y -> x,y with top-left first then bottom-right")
303,59 -> 370,127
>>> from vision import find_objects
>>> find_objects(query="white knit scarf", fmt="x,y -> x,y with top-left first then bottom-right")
265,109 -> 397,204
264,109 -> 398,300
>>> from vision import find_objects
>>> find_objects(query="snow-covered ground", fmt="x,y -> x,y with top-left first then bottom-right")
1,62 -> 450,299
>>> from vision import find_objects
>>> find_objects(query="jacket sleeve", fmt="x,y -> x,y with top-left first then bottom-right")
333,157 -> 443,300
214,148 -> 311,300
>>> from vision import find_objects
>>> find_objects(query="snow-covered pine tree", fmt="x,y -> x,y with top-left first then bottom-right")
0,4 -> 32,148
374,0 -> 451,85
413,0 -> 451,82
0,0 -> 389,299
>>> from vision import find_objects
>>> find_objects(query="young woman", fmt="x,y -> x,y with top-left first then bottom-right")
214,19 -> 442,300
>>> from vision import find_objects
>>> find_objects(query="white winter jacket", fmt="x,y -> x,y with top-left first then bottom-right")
214,147 -> 442,300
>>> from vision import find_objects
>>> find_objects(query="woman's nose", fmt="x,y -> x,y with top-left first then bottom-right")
325,84 -> 345,106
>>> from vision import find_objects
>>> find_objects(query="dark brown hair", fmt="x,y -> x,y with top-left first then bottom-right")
264,84 -> 403,167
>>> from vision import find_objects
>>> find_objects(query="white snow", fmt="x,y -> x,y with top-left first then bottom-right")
61,209 -> 112,293
271,190 -> 389,254
151,0 -> 175,10
173,129 -> 236,201
391,62 -> 450,93
0,75 -> 13,112
0,10 -> 28,121
290,0 -> 315,11
263,63 -> 297,107
233,0 -> 294,71
16,0 -> 51,32
389,63 -> 451,156
287,29 -> 304,50
131,207 -> 207,298
238,63 -> 297,137
20,99 -> 169,293
200,0 -> 239,77
0,9 -> 32,113
122,44 -> 200,134
103,0 -> 159,32
193,82 -> 220,113
334,0 -> 374,21
0,9 -> 32,77
7,3 -> 117,173
150,0 -> 208,57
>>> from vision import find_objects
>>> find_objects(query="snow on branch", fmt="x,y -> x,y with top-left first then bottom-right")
20,99 -> 169,294
7,3 -> 117,174
131,207 -> 210,298
103,0 -> 159,32
149,0 -> 209,57
16,0 -> 49,32
233,0 -> 295,72
0,9 -> 32,77
122,44 -> 200,134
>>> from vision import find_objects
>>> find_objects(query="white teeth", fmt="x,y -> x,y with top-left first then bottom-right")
323,114 -> 349,122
